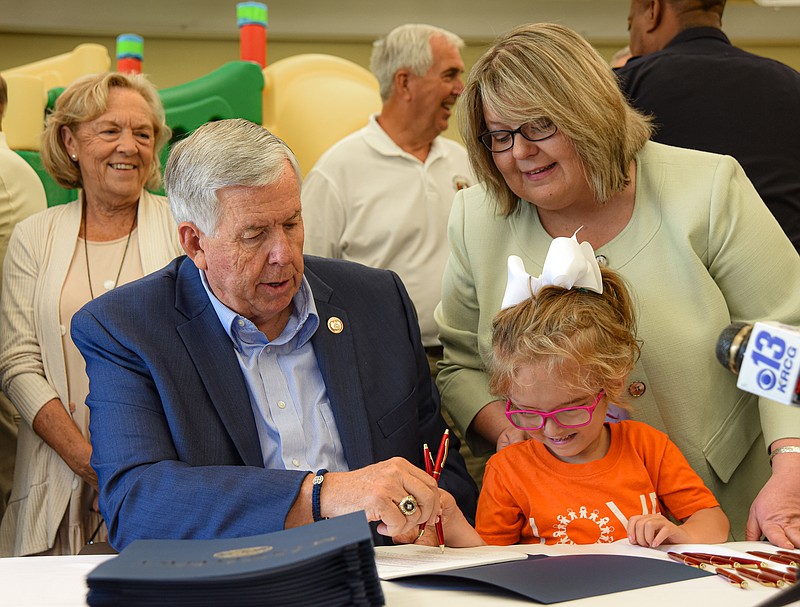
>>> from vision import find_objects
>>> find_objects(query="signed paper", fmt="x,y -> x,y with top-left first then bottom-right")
374,544 -> 529,580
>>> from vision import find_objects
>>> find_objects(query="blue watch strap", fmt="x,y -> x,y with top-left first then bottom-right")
312,469 -> 328,522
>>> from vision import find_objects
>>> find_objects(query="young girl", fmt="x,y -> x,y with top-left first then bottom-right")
428,233 -> 729,548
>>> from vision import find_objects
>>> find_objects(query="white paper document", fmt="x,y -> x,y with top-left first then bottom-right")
374,544 -> 529,580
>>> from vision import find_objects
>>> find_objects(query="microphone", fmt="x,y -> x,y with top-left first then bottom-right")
716,321 -> 800,406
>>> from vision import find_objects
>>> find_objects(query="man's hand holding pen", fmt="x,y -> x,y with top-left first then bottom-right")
392,428 -> 486,549
309,457 -> 442,539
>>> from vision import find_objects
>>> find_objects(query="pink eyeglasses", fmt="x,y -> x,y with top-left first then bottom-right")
505,389 -> 606,431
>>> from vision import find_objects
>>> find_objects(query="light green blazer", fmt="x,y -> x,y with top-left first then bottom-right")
435,141 -> 800,538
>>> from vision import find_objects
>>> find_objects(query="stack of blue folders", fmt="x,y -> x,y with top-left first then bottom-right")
86,511 -> 384,606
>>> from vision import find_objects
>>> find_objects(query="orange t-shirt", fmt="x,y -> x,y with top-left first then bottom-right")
476,420 -> 720,545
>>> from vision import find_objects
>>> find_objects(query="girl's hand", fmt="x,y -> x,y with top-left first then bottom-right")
496,426 -> 528,451
627,513 -> 685,547
393,489 -> 485,548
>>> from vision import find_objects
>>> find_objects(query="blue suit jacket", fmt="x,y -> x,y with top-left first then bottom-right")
72,255 -> 477,550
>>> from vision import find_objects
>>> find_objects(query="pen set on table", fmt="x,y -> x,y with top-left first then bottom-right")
667,550 -> 799,589
420,429 -> 450,553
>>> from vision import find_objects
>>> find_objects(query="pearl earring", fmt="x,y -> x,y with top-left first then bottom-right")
71,154 -> 77,161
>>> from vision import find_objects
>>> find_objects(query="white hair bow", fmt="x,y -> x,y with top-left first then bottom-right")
500,229 -> 603,310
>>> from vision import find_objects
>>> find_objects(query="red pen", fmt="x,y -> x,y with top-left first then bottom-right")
418,444 -> 433,539
667,552 -> 707,568
432,429 -> 450,483
777,549 -> 800,562
676,554 -> 749,589
684,552 -> 763,568
759,566 -> 798,584
683,553 -> 739,569
431,429 -> 449,552
747,551 -> 799,567
714,567 -> 749,589
735,566 -> 788,588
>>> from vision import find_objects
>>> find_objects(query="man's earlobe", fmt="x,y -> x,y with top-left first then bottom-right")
396,71 -> 412,99
178,222 -> 207,269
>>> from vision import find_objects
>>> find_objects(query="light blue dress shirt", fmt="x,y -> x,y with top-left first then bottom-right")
200,269 -> 349,473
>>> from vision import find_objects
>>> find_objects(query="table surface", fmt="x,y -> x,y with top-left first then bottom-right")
1,540 -> 793,606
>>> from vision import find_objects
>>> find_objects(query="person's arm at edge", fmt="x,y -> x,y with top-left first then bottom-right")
0,218 -> 96,487
72,303 -> 309,551
706,157 -> 800,548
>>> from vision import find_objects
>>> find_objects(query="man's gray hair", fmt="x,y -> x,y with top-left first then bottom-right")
165,119 -> 302,235
370,23 -> 464,101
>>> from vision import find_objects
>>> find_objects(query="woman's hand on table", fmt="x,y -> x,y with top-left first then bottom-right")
747,448 -> 800,548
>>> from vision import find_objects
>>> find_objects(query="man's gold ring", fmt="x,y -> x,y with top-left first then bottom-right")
398,495 -> 418,516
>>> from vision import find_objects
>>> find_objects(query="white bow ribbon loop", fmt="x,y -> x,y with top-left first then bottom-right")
500,229 -> 603,310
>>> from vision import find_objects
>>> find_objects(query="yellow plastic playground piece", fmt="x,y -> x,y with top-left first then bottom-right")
2,43 -> 111,151
262,53 -> 381,176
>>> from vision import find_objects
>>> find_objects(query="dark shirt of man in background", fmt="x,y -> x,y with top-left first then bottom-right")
617,0 -> 800,251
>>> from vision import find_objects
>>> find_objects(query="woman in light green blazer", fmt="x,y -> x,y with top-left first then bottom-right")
435,23 -> 800,544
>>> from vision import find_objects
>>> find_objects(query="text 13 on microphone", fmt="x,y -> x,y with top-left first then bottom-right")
737,321 -> 800,406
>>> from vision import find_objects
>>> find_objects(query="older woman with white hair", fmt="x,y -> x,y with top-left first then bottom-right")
0,71 -> 181,556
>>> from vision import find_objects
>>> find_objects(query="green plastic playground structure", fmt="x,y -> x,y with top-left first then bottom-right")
16,60 -> 264,206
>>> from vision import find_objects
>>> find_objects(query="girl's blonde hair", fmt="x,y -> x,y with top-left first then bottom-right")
489,267 -> 641,406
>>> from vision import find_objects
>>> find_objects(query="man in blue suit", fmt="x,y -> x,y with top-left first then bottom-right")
72,118 -> 477,551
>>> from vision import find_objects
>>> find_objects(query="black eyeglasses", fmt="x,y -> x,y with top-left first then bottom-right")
479,119 -> 558,153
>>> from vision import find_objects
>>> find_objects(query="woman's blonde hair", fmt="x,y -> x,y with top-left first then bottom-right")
41,71 -> 170,190
458,22 -> 652,215
489,267 -> 641,407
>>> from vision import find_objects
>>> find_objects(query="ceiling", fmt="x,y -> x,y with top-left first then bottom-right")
2,0 -> 800,42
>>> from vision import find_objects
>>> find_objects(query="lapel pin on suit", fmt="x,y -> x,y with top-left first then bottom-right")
327,317 -> 344,334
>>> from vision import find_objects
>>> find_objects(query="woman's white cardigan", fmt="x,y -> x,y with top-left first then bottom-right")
0,191 -> 182,556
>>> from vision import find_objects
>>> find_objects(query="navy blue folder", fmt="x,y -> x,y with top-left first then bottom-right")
398,553 -> 712,603
85,511 -> 384,607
